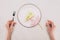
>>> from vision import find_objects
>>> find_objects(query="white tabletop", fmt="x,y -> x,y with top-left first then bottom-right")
0,0 -> 60,40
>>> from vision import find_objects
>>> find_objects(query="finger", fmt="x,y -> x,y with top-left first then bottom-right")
6,21 -> 11,29
6,23 -> 9,29
48,20 -> 55,28
9,22 -> 16,31
48,20 -> 54,24
46,22 -> 50,28
8,20 -> 15,27
10,21 -> 16,28
46,23 -> 50,31
12,22 -> 16,27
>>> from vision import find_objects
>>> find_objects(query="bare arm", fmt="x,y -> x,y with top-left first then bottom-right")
6,20 -> 16,40
7,32 -> 12,40
46,20 -> 55,40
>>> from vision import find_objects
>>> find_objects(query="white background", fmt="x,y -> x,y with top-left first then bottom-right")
0,0 -> 60,40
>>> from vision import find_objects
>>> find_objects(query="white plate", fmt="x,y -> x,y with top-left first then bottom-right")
17,4 -> 42,28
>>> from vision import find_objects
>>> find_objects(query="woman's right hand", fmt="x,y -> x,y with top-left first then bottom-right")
6,20 -> 16,34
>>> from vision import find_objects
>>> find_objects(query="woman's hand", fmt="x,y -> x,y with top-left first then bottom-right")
46,20 -> 55,33
46,20 -> 56,40
6,20 -> 16,40
6,20 -> 16,33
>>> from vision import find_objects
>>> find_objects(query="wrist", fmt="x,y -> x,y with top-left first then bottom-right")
7,31 -> 12,35
47,31 -> 53,34
48,32 -> 55,40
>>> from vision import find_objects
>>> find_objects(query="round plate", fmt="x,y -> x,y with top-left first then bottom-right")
17,4 -> 42,28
